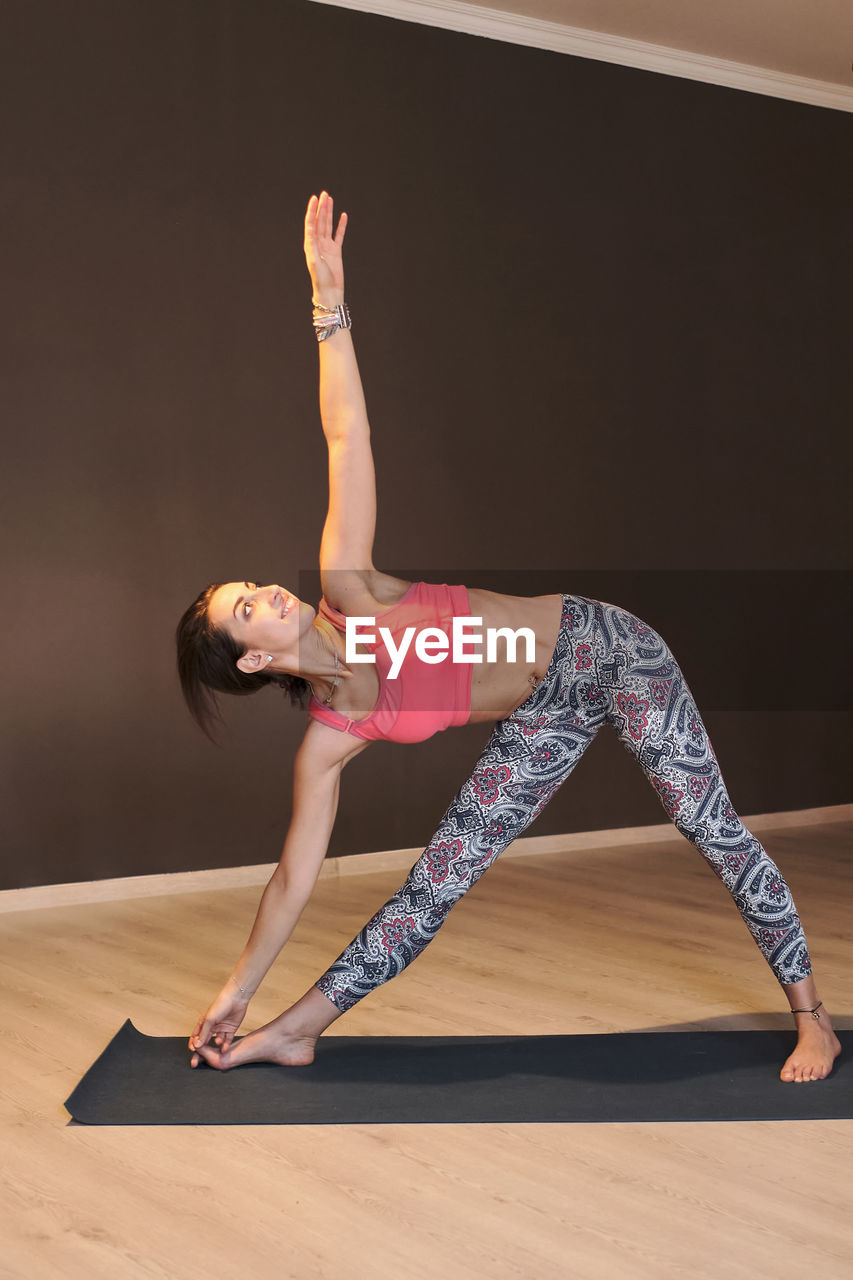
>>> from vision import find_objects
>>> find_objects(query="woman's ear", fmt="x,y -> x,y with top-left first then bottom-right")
236,650 -> 268,675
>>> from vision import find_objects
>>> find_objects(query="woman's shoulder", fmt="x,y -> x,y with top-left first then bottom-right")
319,568 -> 415,617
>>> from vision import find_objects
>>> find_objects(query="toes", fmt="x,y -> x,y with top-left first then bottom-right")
781,1056 -> 835,1084
194,1043 -> 227,1070
778,1059 -> 824,1080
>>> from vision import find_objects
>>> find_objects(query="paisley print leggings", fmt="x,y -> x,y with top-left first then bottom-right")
316,595 -> 812,1013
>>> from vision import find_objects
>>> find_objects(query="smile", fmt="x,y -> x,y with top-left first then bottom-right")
281,594 -> 295,619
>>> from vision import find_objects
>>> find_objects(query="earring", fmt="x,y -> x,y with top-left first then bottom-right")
266,655 -> 273,662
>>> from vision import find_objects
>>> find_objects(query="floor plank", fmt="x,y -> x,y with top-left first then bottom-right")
1,820 -> 851,1279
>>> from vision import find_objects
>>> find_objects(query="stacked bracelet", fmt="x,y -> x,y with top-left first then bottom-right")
312,300 -> 352,342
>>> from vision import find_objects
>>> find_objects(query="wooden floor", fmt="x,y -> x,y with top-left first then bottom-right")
2,819 -> 851,1279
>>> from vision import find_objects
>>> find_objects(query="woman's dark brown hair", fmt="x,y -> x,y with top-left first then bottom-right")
176,583 -> 311,740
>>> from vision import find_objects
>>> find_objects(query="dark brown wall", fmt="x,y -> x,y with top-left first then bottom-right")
1,0 -> 850,890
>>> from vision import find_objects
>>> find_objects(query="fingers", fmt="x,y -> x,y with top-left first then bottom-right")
305,191 -> 344,246
189,1032 -> 214,1065
304,193 -> 319,241
188,1026 -> 234,1055
189,1034 -> 218,1066
192,1042 -> 230,1071
318,191 -> 332,243
305,192 -> 327,240
188,1016 -> 216,1053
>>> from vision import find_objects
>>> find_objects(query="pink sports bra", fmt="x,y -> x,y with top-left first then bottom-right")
307,581 -> 473,744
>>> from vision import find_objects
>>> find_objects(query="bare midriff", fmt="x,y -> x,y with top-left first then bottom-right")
312,580 -> 565,730
464,588 -> 564,724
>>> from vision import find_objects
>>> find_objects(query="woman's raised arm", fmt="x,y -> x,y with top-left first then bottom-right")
304,192 -> 377,598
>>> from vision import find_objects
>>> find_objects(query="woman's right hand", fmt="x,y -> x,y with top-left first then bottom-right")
188,984 -> 251,1068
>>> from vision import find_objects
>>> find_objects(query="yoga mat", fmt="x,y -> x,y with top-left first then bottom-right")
64,1020 -> 851,1126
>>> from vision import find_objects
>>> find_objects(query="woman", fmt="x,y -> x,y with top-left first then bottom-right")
179,192 -> 840,1084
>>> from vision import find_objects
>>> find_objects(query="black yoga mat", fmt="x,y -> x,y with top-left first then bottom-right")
64,1019 -> 851,1126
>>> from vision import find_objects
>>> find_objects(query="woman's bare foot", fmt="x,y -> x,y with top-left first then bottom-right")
190,1015 -> 318,1070
189,984 -> 342,1070
780,1007 -> 841,1083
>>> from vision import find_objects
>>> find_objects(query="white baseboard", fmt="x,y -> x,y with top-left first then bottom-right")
308,0 -> 853,114
2,804 -> 849,915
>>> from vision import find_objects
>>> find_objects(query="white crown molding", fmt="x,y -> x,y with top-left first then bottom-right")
309,0 -> 853,113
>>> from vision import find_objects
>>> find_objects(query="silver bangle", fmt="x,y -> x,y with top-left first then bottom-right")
312,300 -> 351,342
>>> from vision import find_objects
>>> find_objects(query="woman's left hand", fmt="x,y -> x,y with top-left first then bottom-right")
304,191 -> 347,305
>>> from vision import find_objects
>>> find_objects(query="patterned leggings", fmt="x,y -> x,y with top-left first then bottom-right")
316,595 -> 812,1012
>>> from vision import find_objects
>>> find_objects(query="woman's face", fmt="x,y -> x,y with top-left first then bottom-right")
207,581 -> 313,673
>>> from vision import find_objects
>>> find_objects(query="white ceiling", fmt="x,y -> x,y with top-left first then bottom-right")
458,0 -> 852,87
313,0 -> 853,110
